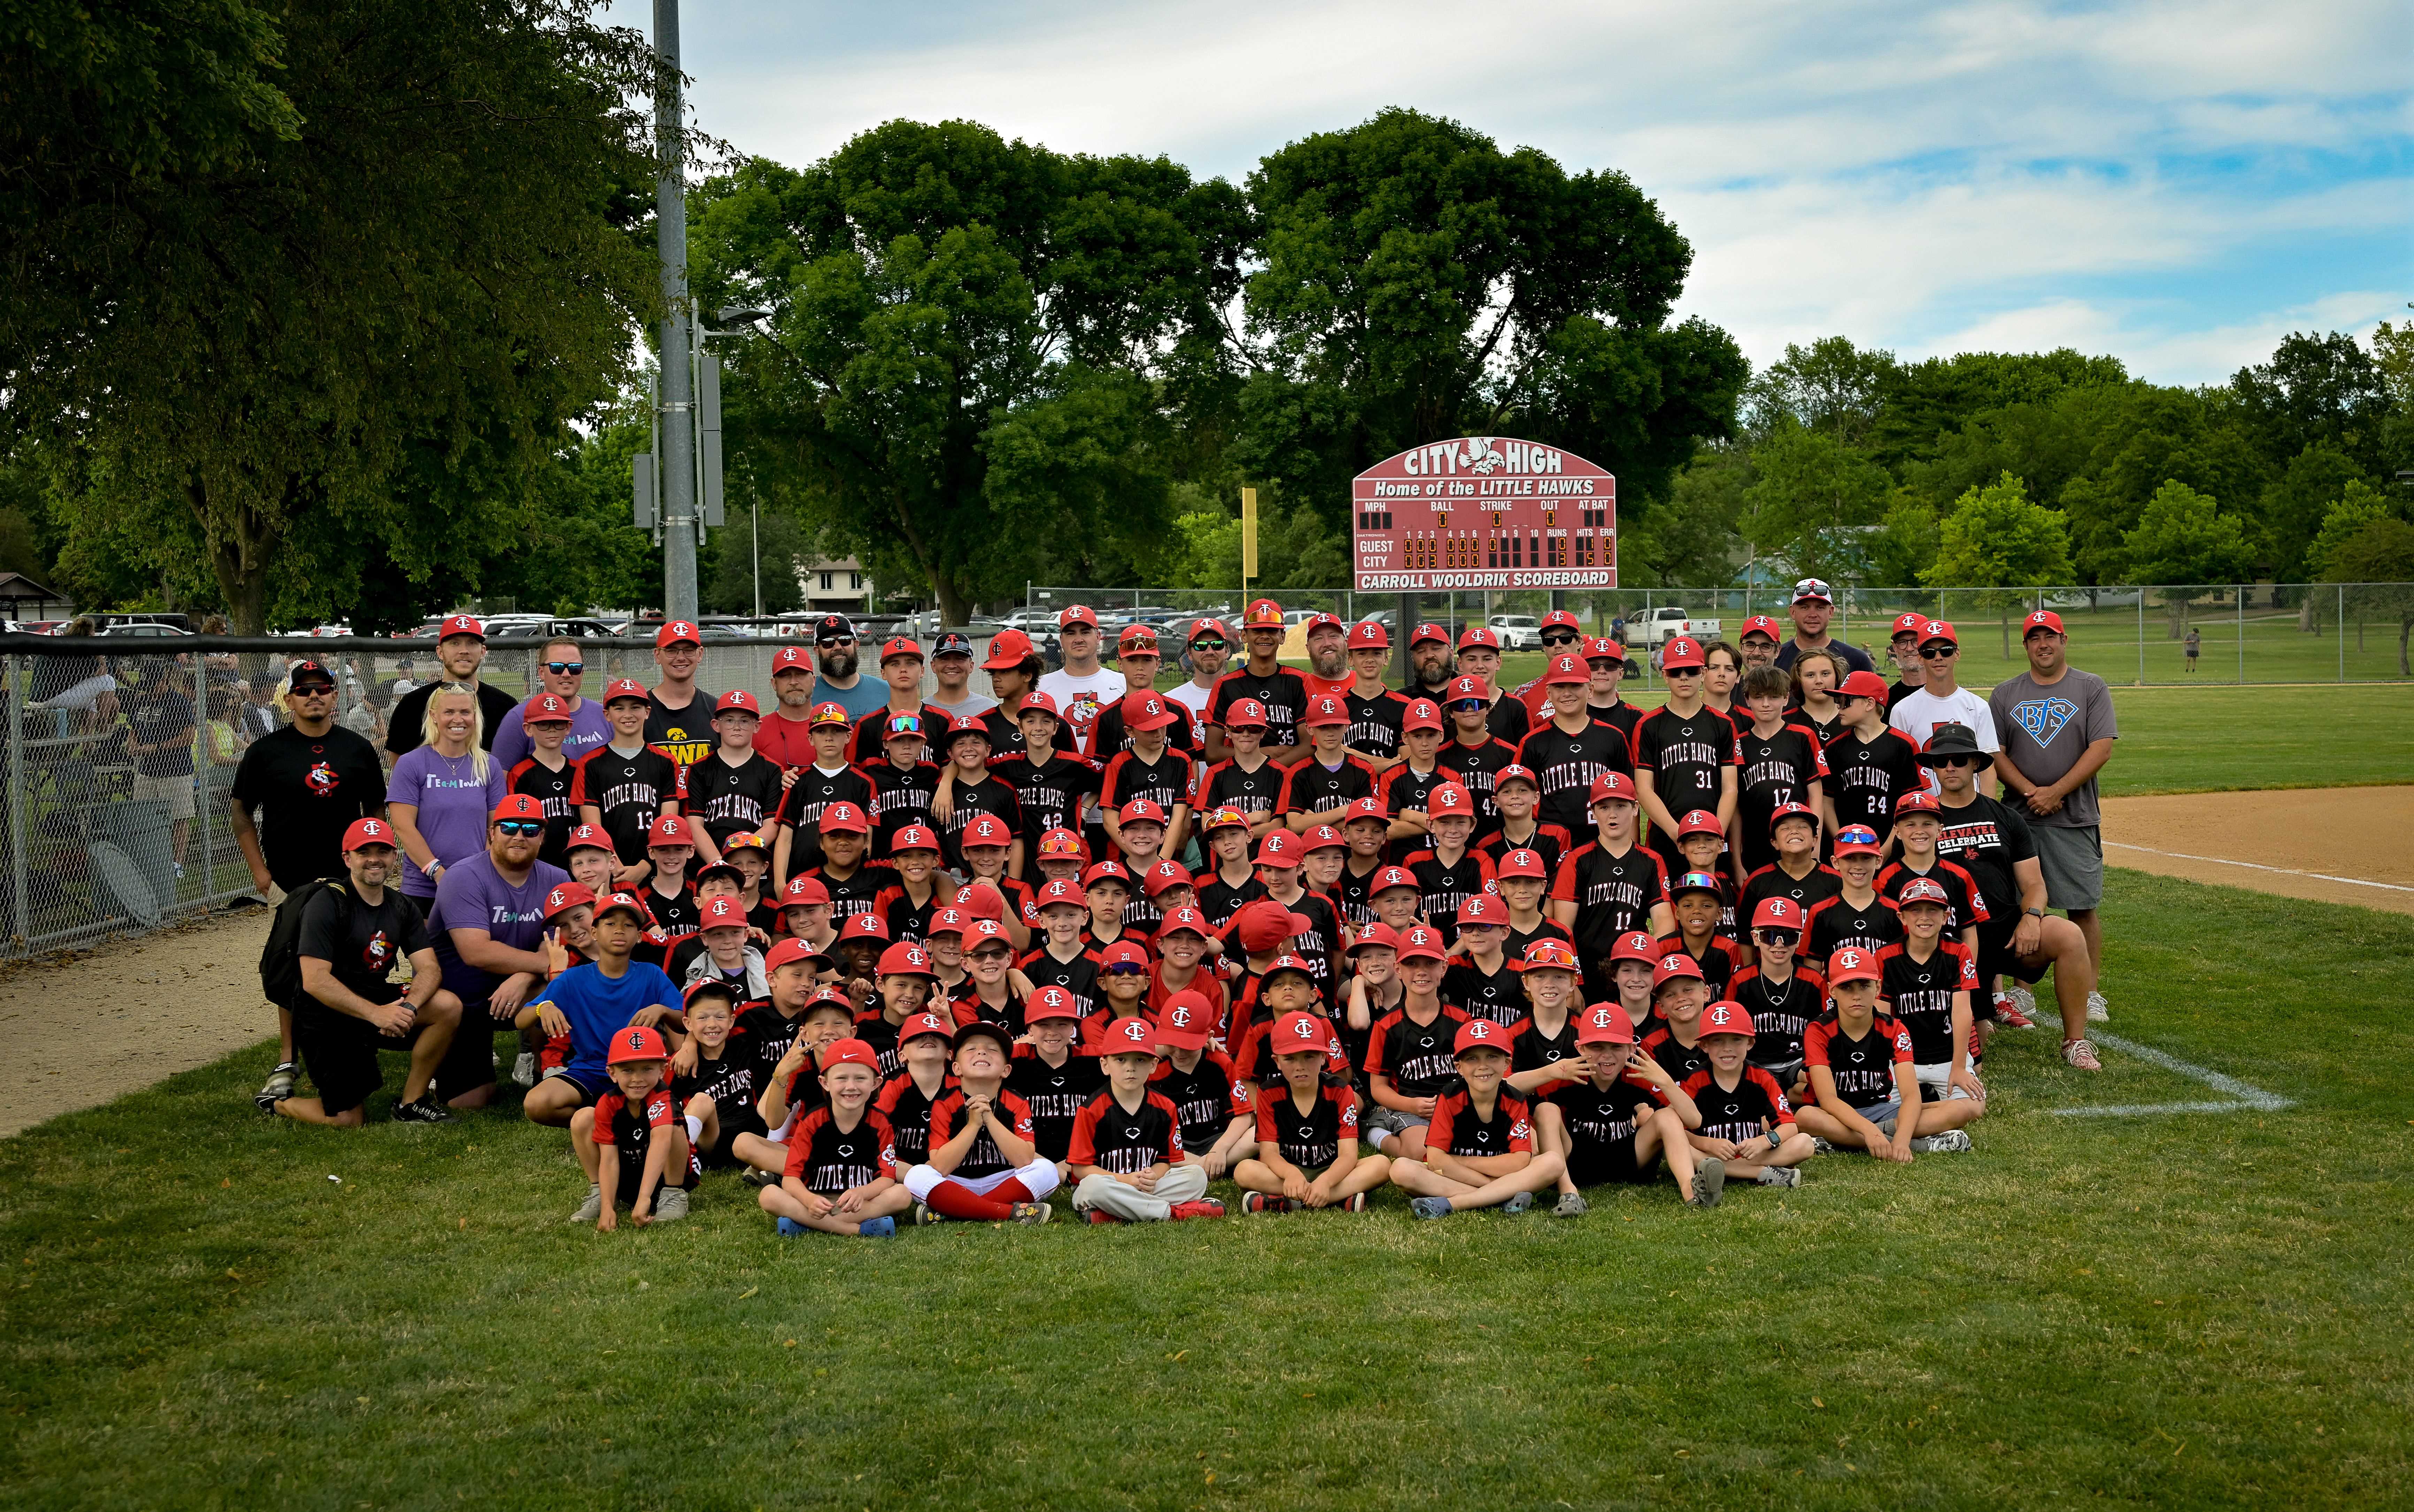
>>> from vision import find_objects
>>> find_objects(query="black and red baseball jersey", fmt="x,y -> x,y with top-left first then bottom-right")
1401,848 -> 1495,947
684,750 -> 786,852
1552,842 -> 1671,963
774,762 -> 878,873
849,703 -> 931,766
572,744 -> 686,865
1253,1080 -> 1360,1168
1825,726 -> 1924,840
937,775 -> 1024,873
1262,889 -> 1343,1004
1437,735 -> 1524,834
507,756 -> 579,867
1678,1065 -> 1796,1144
670,1043 -> 763,1141
925,1087 -> 1039,1181
1196,869 -> 1267,932
1019,944 -> 1101,1019
781,1108 -> 899,1194
1363,1003 -> 1471,1098
993,749 -> 1102,850
1475,820 -> 1573,882
1640,1027 -> 1711,1086
1805,891 -> 1905,962
1425,1088 -> 1535,1158
1343,688 -> 1410,761
1804,1012 -> 1916,1106
1515,717 -> 1633,845
1066,1088 -> 1185,1174
865,759 -> 941,855
1659,932 -> 1745,998
1875,861 -> 1991,937
1086,702 -> 1200,764
1100,746 -> 1197,819
1208,666 -> 1313,748
1278,755 -> 1379,820
1729,966 -> 1829,1074
802,859 -> 895,924
873,1071 -> 955,1166
1509,1012 -> 1582,1075
1502,916 -> 1576,970
1196,757 -> 1287,821
1006,1046 -> 1106,1160
590,1085 -> 694,1188
1875,940 -> 1979,1065
1732,722 -> 1830,873
1738,861 -> 1844,924
1236,1010 -> 1352,1085
871,882 -> 944,946
1443,956 -> 1526,1027
1629,706 -> 1739,835
1150,1049 -> 1253,1152
1548,1074 -> 1667,1154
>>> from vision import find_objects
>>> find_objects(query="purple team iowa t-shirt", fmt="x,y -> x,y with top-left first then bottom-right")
388,746 -> 512,897
428,851 -> 570,1003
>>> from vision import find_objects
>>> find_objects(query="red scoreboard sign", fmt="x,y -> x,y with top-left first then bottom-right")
1351,436 -> 1616,592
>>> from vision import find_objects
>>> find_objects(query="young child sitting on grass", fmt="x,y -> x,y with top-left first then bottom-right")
1678,1002 -> 1816,1190
1638,954 -> 1712,1079
759,1037 -> 911,1239
1068,1015 -> 1226,1224
872,1010 -> 958,1170
568,1025 -> 694,1228
1537,1002 -> 1719,1214
1147,990 -> 1256,1178
1390,1018 -> 1566,1218
1233,1013 -> 1391,1213
904,1021 -> 1060,1224
520,891 -> 681,1130
1795,947 -> 1981,1160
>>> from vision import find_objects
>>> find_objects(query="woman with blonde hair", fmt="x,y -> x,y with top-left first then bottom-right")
386,684 -> 508,901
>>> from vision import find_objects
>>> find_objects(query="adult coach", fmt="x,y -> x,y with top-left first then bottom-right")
428,794 -> 568,1107
809,613 -> 889,724
230,658 -> 387,1108
1924,724 -> 2100,1070
753,644 -> 821,768
388,615 -> 518,758
1988,610 -> 2115,1022
492,638 -> 611,770
1773,579 -> 1876,678
645,620 -> 716,765
1038,605 -> 1124,753
1888,619 -> 1997,794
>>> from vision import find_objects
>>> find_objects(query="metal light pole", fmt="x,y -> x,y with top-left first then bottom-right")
653,0 -> 698,623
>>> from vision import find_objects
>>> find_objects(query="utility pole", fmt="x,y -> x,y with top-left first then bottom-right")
653,0 -> 698,623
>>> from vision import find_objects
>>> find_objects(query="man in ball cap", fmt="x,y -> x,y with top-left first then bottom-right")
1405,622 -> 1458,703
1775,578 -> 1874,677
643,619 -> 717,765
809,613 -> 889,725
1888,621 -> 1999,794
386,614 -> 519,759
1036,605 -> 1124,751
753,643 -> 823,769
1163,617 -> 1231,749
425,793 -> 572,1109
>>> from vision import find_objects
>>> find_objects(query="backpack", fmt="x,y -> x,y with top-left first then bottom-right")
261,880 -> 349,1013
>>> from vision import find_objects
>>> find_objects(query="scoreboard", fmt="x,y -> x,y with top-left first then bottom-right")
1351,436 -> 1616,592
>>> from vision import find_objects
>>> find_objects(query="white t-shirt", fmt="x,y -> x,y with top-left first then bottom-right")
1037,667 -> 1124,751
1164,681 -> 1215,747
1889,685 -> 1999,794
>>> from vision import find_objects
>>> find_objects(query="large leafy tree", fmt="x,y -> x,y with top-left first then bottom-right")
689,121 -> 1249,622
1232,109 -> 1746,537
2230,331 -> 2394,478
5,0 -> 662,631
2120,480 -> 2257,637
1923,472 -> 2075,655
1740,421 -> 1894,581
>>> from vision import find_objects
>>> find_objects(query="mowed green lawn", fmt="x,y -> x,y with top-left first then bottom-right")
3,869 -> 2409,1510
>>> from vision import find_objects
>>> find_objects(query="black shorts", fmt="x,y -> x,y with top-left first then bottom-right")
1977,919 -> 2051,988
607,1139 -> 698,1204
294,1004 -> 423,1117
695,1110 -> 766,1168
1568,1137 -> 1659,1188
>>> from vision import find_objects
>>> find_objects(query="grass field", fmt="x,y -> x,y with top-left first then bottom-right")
3,868 -> 2408,1509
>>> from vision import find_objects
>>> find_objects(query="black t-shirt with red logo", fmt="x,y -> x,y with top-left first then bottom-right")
1425,1088 -> 1534,1158
926,1088 -> 1040,1181
782,1108 -> 898,1194
1343,689 -> 1409,762
1876,941 -> 1979,1064
1198,758 -> 1287,822
1278,756 -> 1379,819
1007,1049 -> 1107,1162
295,885 -> 428,1011
1678,1065 -> 1796,1144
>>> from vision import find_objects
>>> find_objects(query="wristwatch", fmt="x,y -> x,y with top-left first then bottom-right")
2024,906 -> 2046,918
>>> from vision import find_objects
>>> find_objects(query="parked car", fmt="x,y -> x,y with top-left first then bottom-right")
96,621 -> 192,638
1488,615 -> 1543,650
1637,606 -> 1721,651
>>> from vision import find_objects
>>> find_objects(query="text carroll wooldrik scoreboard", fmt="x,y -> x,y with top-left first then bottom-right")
1350,437 -> 1617,593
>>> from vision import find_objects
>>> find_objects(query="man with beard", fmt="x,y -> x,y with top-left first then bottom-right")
387,614 -> 519,758
1406,624 -> 1456,702
810,614 -> 890,724
1773,579 -> 1876,677
1163,617 -> 1230,751
1299,613 -> 1352,701
753,645 -> 822,768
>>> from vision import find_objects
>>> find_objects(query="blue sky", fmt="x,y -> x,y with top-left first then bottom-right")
610,0 -> 2412,385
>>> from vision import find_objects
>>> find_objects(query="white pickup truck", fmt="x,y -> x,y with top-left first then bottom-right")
1635,606 -> 1722,650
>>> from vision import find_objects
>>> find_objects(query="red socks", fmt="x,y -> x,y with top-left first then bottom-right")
923,1176 -> 1036,1222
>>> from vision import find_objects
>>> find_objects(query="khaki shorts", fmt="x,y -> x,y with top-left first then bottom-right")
2032,824 -> 2103,910
132,771 -> 196,821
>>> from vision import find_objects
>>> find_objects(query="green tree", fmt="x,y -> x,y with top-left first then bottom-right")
2230,330 -> 2394,478
2305,480 -> 2402,580
1922,472 -> 2075,656
2258,442 -> 2371,584
1865,496 -> 1942,588
1233,109 -> 1746,534
1868,348 -> 2128,471
11,0 -> 662,631
691,122 -> 1248,624
2323,518 -> 2414,675
1741,337 -> 1898,444
1740,421 -> 1893,581
2119,481 -> 2257,638
1620,445 -> 1750,589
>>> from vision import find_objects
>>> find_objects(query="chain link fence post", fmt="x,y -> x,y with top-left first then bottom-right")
8,655 -> 22,958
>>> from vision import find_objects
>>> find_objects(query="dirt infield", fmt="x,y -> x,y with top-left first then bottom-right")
0,909 -> 273,1137
2101,785 -> 2414,916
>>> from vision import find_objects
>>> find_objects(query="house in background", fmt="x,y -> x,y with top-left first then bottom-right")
801,557 -> 873,614
0,571 -> 74,624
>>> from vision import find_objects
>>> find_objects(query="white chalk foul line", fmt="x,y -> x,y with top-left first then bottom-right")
2048,1031 -> 2293,1118
2104,840 -> 2414,895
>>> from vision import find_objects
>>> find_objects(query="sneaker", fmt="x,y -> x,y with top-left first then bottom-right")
1008,1201 -> 1053,1225
1085,1209 -> 1123,1225
776,1216 -> 808,1237
571,1183 -> 603,1224
1810,1138 -> 1836,1155
1755,1165 -> 1802,1188
1554,1191 -> 1588,1218
1338,1192 -> 1369,1212
2086,991 -> 2109,1022
1689,1157 -> 1725,1208
1242,1193 -> 1295,1214
254,1088 -> 283,1115
912,1202 -> 944,1226
1876,1116 -> 1898,1140
390,1097 -> 455,1124
259,1062 -> 299,1104
1992,995 -> 2037,1031
650,1186 -> 690,1222
2005,984 -> 2038,1020
511,1052 -> 538,1088
1410,1195 -> 1454,1220
858,1216 -> 896,1238
1168,1199 -> 1228,1220
741,1168 -> 779,1189
1909,1129 -> 1973,1154
2062,1037 -> 2102,1071
1500,1191 -> 1535,1215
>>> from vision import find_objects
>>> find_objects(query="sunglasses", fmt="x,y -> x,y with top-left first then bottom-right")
1540,632 -> 1580,647
819,636 -> 857,647
1664,667 -> 1701,678
1190,639 -> 1228,651
1449,701 -> 1487,713
1100,963 -> 1149,977
1755,930 -> 1800,947
1920,646 -> 1958,659
1931,755 -> 1981,769
544,661 -> 584,675
967,947 -> 1012,963
291,684 -> 336,697
495,820 -> 546,838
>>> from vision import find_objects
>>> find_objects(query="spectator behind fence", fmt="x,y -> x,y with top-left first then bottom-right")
387,615 -> 518,758
387,684 -> 510,901
427,794 -> 568,1109
124,658 -> 199,880
229,658 -> 388,1110
492,636 -> 612,770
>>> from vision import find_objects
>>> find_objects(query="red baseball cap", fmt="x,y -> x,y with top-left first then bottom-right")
1036,830 -> 1085,861
1495,763 -> 1539,792
645,814 -> 691,847
438,613 -> 485,641
494,793 -> 546,823
1833,825 -> 1883,856
1751,897 -> 1805,931
1121,692 -> 1178,732
772,644 -> 814,673
877,942 -> 937,979
1890,612 -> 1928,639
1826,947 -> 1882,985
542,880 -> 595,920
1343,796 -> 1389,826
820,1037 -> 883,1074
1117,624 -> 1161,654
1253,831 -> 1299,866
1542,610 -> 1582,633
1220,697 -> 1269,730
1302,612 -> 1344,635
1058,605 -> 1100,629
602,678 -> 649,705
1675,808 -> 1723,839
1610,931 -> 1661,965
1203,806 -> 1252,836
1456,894 -> 1508,927
925,908 -> 969,940
1300,695 -> 1348,727
1445,676 -> 1488,704
1155,907 -> 1214,940
1576,1002 -> 1638,1044
654,619 -> 700,649
1897,877 -> 1951,908
1395,925 -> 1447,964
1457,627 -> 1501,651
594,891 -> 655,928
1453,1018 -> 1510,1056
1493,847 -> 1549,880
1155,991 -> 1216,1047
1095,939 -> 1151,971
900,1010 -> 954,1047
1768,800 -> 1820,834
522,694 -> 573,727
962,813 -> 1013,848
1699,1001 -> 1757,1039
889,824 -> 941,854
566,823 -> 614,856
1410,623 -> 1451,647
1100,1015 -> 1160,1056
1370,865 -> 1419,896
1919,619 -> 1959,648
881,711 -> 929,743
1543,654 -> 1587,687
1838,670 -> 1890,703
768,932 -> 835,966
715,689 -> 760,716
1740,614 -> 1782,643
838,912 -> 891,942
1895,790 -> 1941,816
1035,878 -> 1086,911
1670,870 -> 1724,899
700,895 -> 748,930
983,628 -> 1037,669
1659,637 -> 1706,670
818,801 -> 871,834
1186,617 -> 1231,645
1401,699 -> 1444,733
1585,637 -> 1625,662
1143,859 -> 1193,896
2024,609 -> 2066,637
1346,921 -> 1402,956
1242,598 -> 1284,628
807,701 -> 852,729
1589,772 -> 1638,804
800,985 -> 858,1018
1269,1011 -> 1333,1055
1082,859 -> 1133,888
1652,953 -> 1705,989
1348,619 -> 1390,649
681,978 -> 743,1011
1428,783 -> 1475,819
1516,938 -> 1580,973
1016,691 -> 1061,722
878,637 -> 923,665
1026,985 -> 1082,1022
944,712 -> 992,748
341,817 -> 397,851
1233,900 -> 1302,952
607,1025 -> 669,1064
1310,821 -> 1357,847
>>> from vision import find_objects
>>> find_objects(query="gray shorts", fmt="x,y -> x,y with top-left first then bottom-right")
2032,824 -> 2103,910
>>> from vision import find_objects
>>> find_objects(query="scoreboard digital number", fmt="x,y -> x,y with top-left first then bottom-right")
1351,436 -> 1616,592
